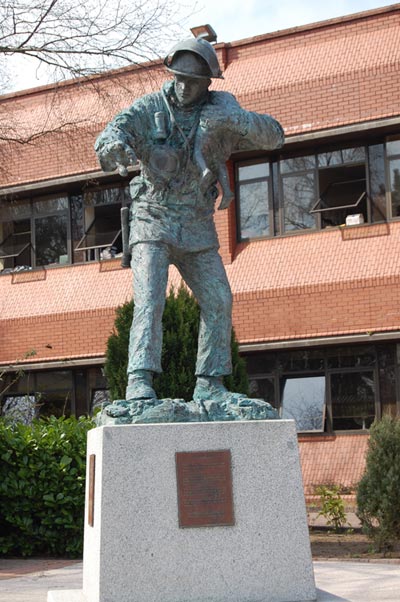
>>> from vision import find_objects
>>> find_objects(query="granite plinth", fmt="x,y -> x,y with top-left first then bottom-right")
48,420 -> 316,602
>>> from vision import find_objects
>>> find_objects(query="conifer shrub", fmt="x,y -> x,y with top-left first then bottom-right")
0,416 -> 94,557
356,415 -> 400,551
104,285 -> 249,401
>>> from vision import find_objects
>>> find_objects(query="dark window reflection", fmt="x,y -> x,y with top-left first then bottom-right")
279,349 -> 325,373
245,353 -> 277,374
377,344 -> 397,417
239,180 -> 270,238
282,173 -> 316,231
368,144 -> 387,222
389,159 -> 400,217
331,371 -> 375,430
35,370 -> 73,418
244,343 -> 393,432
237,161 -> 270,240
327,345 -> 375,369
35,214 -> 68,266
249,376 -> 276,407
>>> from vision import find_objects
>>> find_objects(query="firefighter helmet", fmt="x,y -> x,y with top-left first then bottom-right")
164,38 -> 223,79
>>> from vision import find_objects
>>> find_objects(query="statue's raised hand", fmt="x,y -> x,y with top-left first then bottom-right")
97,141 -> 137,175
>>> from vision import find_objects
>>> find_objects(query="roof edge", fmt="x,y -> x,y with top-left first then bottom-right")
2,4 -> 400,102
224,3 -> 400,49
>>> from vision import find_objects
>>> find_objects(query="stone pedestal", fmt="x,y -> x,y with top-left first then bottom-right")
48,420 -> 316,602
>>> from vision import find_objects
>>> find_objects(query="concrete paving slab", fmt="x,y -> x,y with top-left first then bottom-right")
314,561 -> 400,601
0,563 -> 82,602
0,560 -> 399,602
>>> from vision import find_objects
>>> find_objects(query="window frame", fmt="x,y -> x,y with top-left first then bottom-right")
235,159 -> 274,241
0,194 -> 71,270
386,138 -> 400,220
76,183 -> 130,262
234,139 -> 392,242
244,343 -> 389,434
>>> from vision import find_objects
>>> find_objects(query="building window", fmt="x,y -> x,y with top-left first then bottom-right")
280,155 -> 317,232
387,139 -> 400,218
311,147 -> 367,227
235,140 -> 389,241
236,161 -> 271,239
75,185 -> 130,261
281,375 -> 325,432
244,343 -> 396,433
330,371 -> 375,430
0,195 -> 70,272
0,366 -> 108,419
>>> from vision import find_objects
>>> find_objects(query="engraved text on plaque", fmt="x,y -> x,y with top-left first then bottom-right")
175,450 -> 234,528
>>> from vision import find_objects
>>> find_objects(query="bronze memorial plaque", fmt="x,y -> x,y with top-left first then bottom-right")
175,450 -> 234,528
88,454 -> 95,527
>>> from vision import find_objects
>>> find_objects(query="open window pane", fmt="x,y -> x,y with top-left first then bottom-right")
0,234 -> 30,259
76,225 -> 121,251
331,371 -> 375,430
238,180 -> 270,239
281,376 -> 325,432
0,219 -> 32,269
315,162 -> 367,227
76,203 -> 122,256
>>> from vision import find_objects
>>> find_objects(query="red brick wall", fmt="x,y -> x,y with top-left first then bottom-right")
1,6 -> 400,186
1,221 -> 400,365
298,433 -> 369,495
1,309 -> 117,364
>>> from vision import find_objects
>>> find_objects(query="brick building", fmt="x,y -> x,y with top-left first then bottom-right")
1,4 -> 400,496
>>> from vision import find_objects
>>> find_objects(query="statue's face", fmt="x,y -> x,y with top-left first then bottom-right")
174,75 -> 210,107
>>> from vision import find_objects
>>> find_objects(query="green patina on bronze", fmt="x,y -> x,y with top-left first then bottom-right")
94,37 -> 284,424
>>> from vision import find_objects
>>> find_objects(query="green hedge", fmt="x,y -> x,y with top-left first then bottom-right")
0,416 -> 94,557
357,415 -> 400,551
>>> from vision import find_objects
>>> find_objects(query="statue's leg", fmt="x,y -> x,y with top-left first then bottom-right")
175,248 -> 233,380
126,242 -> 169,400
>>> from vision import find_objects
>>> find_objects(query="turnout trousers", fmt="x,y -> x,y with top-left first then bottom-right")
127,241 -> 233,379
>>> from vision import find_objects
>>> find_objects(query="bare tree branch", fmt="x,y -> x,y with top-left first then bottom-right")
0,0 -> 194,88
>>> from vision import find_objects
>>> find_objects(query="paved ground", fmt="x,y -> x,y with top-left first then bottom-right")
0,558 -> 399,601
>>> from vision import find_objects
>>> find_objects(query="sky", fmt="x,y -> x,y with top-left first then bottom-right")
187,0 -> 392,43
8,0 -> 394,92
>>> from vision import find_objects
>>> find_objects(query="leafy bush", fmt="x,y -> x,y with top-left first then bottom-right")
0,415 -> 94,557
315,485 -> 350,532
104,285 -> 249,401
357,416 -> 400,551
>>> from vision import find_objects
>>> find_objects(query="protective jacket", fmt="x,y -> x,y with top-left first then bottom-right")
94,81 -> 284,252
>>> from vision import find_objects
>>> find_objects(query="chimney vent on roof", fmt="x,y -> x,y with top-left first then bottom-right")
190,24 -> 217,43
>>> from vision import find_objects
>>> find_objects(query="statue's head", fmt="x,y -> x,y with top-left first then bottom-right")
164,38 -> 223,107
164,37 -> 223,80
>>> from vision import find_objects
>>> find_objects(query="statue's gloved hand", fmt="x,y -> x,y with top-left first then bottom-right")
97,141 -> 137,175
